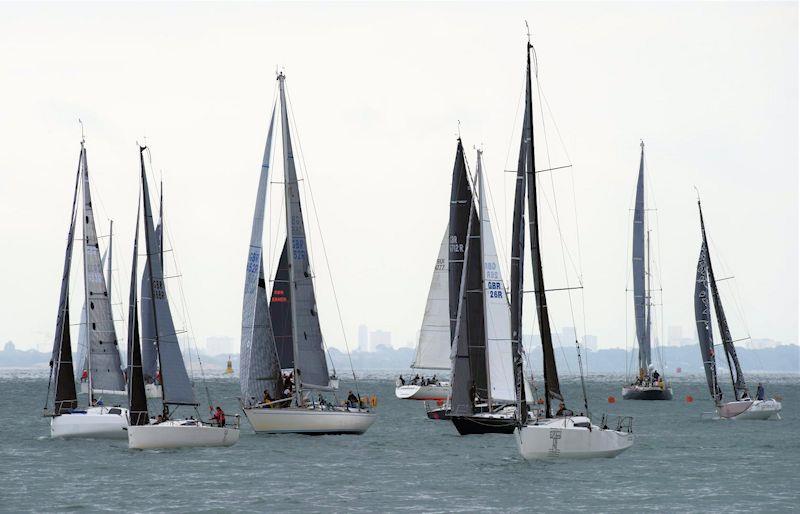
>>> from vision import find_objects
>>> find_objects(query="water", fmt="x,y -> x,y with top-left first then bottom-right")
1,370 -> 797,512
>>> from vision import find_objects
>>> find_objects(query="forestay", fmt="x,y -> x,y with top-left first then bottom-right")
411,229 -> 451,370
240,108 -> 283,404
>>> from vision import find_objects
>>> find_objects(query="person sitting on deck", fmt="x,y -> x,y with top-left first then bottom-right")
155,414 -> 163,424
556,403 -> 566,417
398,374 -> 405,386
346,391 -> 359,408
431,374 -> 437,384
652,370 -> 660,382
757,383 -> 765,401
262,389 -> 272,407
211,406 -> 226,427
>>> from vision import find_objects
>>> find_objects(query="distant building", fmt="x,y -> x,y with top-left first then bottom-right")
358,324 -> 369,352
582,334 -> 598,351
560,327 -> 576,347
370,329 -> 391,351
206,336 -> 234,356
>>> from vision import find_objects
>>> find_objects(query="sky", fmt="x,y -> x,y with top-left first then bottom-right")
0,2 -> 797,355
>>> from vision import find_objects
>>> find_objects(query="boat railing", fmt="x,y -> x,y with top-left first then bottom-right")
615,415 -> 633,433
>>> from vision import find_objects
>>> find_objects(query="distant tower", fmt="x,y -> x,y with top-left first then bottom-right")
358,324 -> 369,352
369,329 -> 391,350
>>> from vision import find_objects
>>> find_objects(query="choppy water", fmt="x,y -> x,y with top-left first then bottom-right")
0,369 -> 797,512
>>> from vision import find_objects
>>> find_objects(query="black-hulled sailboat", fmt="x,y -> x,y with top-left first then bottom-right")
126,146 -> 240,449
239,72 -> 376,435
694,197 -> 781,420
46,139 -> 129,440
622,142 -> 672,400
510,36 -> 634,459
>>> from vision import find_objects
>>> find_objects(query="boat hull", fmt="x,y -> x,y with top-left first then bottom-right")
50,406 -> 128,440
451,414 -> 516,435
127,421 -> 240,449
243,407 -> 377,435
717,399 -> 782,420
395,383 -> 450,401
425,404 -> 451,420
515,417 -> 634,460
622,385 -> 673,400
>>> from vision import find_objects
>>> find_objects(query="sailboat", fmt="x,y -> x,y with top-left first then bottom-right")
46,139 -> 129,440
239,72 -> 376,435
694,197 -> 781,420
622,142 -> 673,400
449,146 -> 520,435
395,229 -> 451,402
126,146 -> 240,449
511,37 -> 634,459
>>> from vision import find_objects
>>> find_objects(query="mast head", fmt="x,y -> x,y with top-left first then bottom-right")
78,118 -> 85,145
640,139 -> 645,151
276,70 -> 285,82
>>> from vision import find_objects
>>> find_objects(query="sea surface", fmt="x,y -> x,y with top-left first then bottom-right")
1,369 -> 797,512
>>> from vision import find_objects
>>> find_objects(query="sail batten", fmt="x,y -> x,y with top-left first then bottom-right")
240,108 -> 283,405
411,229 -> 451,370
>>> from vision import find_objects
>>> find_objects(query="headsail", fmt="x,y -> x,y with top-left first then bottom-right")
270,240 -> 294,369
694,241 -> 721,403
411,229 -> 451,370
139,147 -> 196,406
278,73 -> 330,390
75,247 -> 107,379
49,158 -> 82,415
127,203 -> 149,425
80,145 -> 125,396
632,142 -> 651,372
140,221 -> 162,383
478,151 -> 515,404
240,107 -> 283,404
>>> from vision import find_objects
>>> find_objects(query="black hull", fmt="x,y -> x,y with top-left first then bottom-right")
451,415 -> 516,435
622,387 -> 674,401
427,408 -> 451,420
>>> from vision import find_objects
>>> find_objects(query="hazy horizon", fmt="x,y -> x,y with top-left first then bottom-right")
1,2 -> 797,355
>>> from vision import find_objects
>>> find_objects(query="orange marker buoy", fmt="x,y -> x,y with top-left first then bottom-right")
537,398 -> 544,405
685,395 -> 694,403
436,399 -> 444,407
608,396 -> 616,404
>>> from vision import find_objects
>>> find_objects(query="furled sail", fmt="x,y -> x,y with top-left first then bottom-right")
81,146 -> 125,395
478,152 -> 515,404
694,242 -> 721,403
632,143 -> 651,371
240,108 -> 283,404
139,147 -> 196,406
411,229 -> 451,370
698,201 -> 748,399
127,203 -> 149,425
49,158 -> 82,415
278,74 -> 330,390
270,240 -> 294,369
450,141 -> 487,417
140,221 -> 162,382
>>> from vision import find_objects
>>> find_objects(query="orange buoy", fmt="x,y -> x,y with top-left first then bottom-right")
436,399 -> 444,406
685,395 -> 694,403
607,396 -> 616,404
537,398 -> 544,405
371,394 -> 378,407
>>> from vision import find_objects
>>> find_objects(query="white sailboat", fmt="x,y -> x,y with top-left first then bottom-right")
240,72 -> 376,435
395,229 -> 451,402
509,37 -> 634,459
46,139 -> 129,440
694,197 -> 781,421
126,146 -> 240,449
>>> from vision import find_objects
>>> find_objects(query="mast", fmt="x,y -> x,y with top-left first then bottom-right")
47,151 -> 82,415
524,41 -> 562,418
697,200 -> 748,399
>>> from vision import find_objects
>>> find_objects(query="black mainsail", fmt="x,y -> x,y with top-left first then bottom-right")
48,154 -> 82,415
127,202 -> 149,425
694,240 -> 722,403
270,241 -> 294,369
696,200 -> 748,400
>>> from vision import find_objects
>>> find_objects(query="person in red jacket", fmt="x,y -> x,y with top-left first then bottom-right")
210,406 -> 226,427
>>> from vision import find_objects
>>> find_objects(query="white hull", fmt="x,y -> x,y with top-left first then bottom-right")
243,407 -> 377,434
717,399 -> 782,420
50,406 -> 129,440
515,416 -> 634,460
395,383 -> 450,401
128,420 -> 240,449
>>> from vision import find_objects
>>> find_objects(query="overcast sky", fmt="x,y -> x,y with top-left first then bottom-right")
0,2 -> 796,355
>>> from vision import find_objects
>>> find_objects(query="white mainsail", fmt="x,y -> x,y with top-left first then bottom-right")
411,229 -> 451,370
477,151 -> 515,404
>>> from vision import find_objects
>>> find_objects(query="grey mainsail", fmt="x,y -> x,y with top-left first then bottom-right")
694,242 -> 721,403
698,200 -> 748,399
278,73 -> 330,390
80,145 -> 125,396
139,147 -> 196,406
411,229 -> 451,370
632,142 -> 651,372
140,221 -> 162,382
240,107 -> 283,404
270,240 -> 294,369
76,247 -> 107,378
49,158 -> 82,415
127,203 -> 149,425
